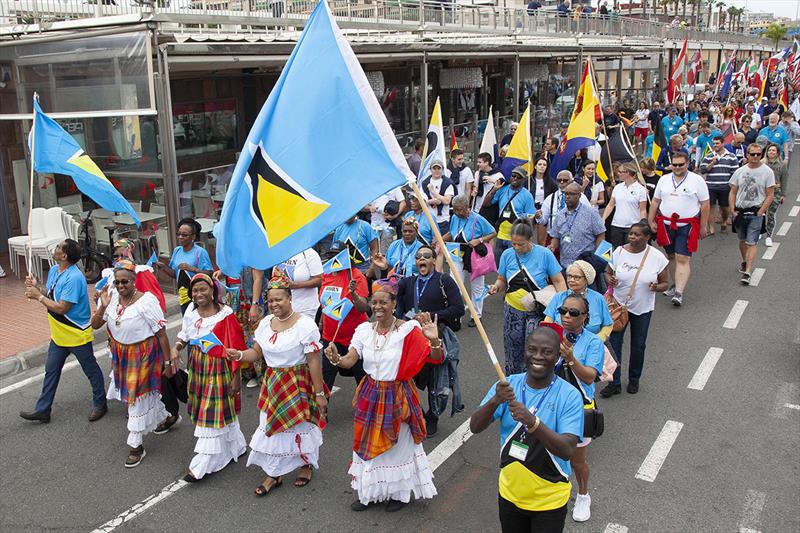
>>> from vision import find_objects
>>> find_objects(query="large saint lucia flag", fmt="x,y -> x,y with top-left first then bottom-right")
418,97 -> 446,182
551,60 -> 601,177
214,1 -> 412,275
499,103 -> 532,178
30,97 -> 140,226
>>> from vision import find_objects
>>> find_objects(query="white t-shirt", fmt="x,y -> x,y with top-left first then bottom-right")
423,177 -> 456,223
104,291 -> 166,344
533,177 -> 546,205
451,166 -> 475,198
253,314 -> 321,368
653,171 -> 709,226
282,249 -> 324,317
610,181 -> 649,228
368,187 -> 405,230
611,246 -> 669,315
635,108 -> 650,129
589,180 -> 605,210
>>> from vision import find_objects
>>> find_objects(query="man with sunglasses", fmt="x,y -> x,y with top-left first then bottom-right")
728,146 -> 775,285
648,150 -> 710,307
548,182 -> 606,271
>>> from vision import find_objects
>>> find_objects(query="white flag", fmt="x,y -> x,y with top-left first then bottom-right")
479,106 -> 497,157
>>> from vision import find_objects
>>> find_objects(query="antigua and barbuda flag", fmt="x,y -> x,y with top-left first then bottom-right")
190,332 -> 224,354
30,96 -> 140,226
213,1 -> 412,276
322,248 -> 351,274
321,297 -> 353,324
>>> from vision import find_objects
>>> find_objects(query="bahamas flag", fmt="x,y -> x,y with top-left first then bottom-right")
190,332 -> 224,354
213,1 -> 412,276
30,97 -> 140,226
551,60 -> 601,177
499,103 -> 532,178
418,97 -> 447,182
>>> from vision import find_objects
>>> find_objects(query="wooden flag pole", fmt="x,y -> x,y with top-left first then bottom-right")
26,93 -> 38,279
408,179 -> 506,382
587,57 -> 615,183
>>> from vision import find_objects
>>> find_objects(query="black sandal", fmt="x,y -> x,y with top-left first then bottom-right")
125,447 -> 146,468
255,476 -> 282,496
294,466 -> 313,487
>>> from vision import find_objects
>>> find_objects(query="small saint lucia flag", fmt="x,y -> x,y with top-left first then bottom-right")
322,297 -> 353,324
445,242 -> 462,263
189,332 -> 224,354
595,240 -> 614,269
323,249 -> 351,274
319,286 -> 341,308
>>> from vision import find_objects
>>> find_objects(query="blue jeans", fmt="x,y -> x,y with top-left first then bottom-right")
609,311 -> 652,385
35,341 -> 106,415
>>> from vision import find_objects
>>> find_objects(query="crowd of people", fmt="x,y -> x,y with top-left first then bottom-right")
16,80 -> 793,531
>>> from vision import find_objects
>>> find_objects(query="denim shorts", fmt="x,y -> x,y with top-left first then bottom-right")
663,223 -> 693,257
736,214 -> 763,245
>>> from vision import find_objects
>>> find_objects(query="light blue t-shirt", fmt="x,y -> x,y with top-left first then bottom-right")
759,125 -> 789,156
448,212 -> 496,241
644,134 -> 654,158
492,185 -> 536,219
566,329 -> 605,401
332,219 -> 378,265
46,264 -> 91,329
695,129 -> 722,158
661,115 -> 685,138
385,239 -> 422,277
168,243 -> 213,273
481,373 -> 584,476
544,289 -> 613,335
498,245 -> 562,290
403,211 -> 435,247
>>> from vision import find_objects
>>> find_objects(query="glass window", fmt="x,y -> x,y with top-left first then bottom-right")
173,99 -> 238,157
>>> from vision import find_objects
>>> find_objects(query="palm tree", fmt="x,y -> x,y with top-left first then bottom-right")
681,0 -> 687,19
764,22 -> 789,51
687,0 -> 699,27
715,1 -> 725,30
706,0 -> 712,30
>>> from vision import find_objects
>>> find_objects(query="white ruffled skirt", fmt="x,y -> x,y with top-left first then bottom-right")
348,423 -> 437,505
126,391 -> 170,448
247,411 -> 323,477
106,370 -> 121,402
189,420 -> 247,479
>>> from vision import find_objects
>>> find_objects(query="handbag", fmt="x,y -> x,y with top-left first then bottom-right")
469,215 -> 497,281
556,363 -> 604,439
600,342 -> 618,383
514,253 -> 550,313
604,245 -> 650,333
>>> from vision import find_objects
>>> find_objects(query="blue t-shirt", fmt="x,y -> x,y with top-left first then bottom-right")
498,245 -> 562,311
661,115 -> 684,138
544,289 -> 613,335
566,329 -> 605,401
46,264 -> 92,346
448,212 -> 496,242
492,185 -> 536,219
695,129 -> 721,159
385,239 -> 422,277
644,134 -> 654,158
481,373 -> 584,477
759,125 -> 789,156
332,219 -> 378,265
403,211 -> 435,247
168,243 -> 213,273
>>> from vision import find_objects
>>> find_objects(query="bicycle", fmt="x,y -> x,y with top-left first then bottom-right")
78,209 -> 114,284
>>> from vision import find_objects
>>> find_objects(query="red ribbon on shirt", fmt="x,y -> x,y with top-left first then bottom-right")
656,213 -> 701,253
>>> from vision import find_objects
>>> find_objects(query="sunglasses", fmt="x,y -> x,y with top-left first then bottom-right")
113,279 -> 132,286
415,252 -> 434,260
557,306 -> 585,317
113,254 -> 127,260
556,179 -> 572,184
748,152 -> 763,156
671,162 -> 687,167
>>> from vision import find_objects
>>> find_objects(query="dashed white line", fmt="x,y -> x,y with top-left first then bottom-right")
788,205 -> 800,217
785,403 -> 800,410
604,524 -> 629,533
748,268 -> 765,287
776,221 -> 792,236
428,418 -> 474,472
635,420 -> 683,482
796,192 -> 800,203
772,383 -> 798,419
762,242 -> 780,260
91,479 -> 188,533
723,300 -> 748,329
737,490 -> 766,533
740,528 -> 761,533
687,347 -> 724,391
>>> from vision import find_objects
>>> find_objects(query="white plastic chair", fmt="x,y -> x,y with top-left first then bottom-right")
32,207 -> 68,275
128,200 -> 142,212
156,228 -> 171,258
7,207 -> 45,276
148,204 -> 166,214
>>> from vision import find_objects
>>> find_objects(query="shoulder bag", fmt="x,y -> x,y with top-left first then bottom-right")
469,214 -> 497,281
605,245 -> 650,333
514,253 -> 551,313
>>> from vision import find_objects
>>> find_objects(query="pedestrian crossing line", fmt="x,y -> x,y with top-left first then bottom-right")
785,403 -> 800,410
788,205 -> 800,217
634,420 -> 683,483
723,300 -> 748,329
427,418 -> 474,472
603,524 -> 629,533
762,242 -> 780,260
737,490 -> 766,533
748,268 -> 765,287
91,479 -> 188,533
687,347 -> 724,391
776,221 -> 792,236
772,383 -> 798,419
796,192 -> 800,203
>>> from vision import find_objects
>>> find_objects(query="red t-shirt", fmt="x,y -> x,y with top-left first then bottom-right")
320,268 -> 369,345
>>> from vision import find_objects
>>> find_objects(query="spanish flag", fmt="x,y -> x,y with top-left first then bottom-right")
551,60 -> 601,177
499,103 -> 533,178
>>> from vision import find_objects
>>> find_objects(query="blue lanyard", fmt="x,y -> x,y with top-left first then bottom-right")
416,275 -> 433,303
47,267 -> 69,296
564,204 -> 581,235
520,373 -> 558,416
671,175 -> 687,191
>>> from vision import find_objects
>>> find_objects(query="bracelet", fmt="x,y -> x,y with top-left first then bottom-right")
38,295 -> 45,303
526,416 -> 541,433
315,391 -> 326,398
235,350 -> 244,362
429,339 -> 443,349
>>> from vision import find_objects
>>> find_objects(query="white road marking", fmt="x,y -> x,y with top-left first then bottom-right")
762,242 -> 780,260
723,300 -> 748,329
0,318 -> 182,397
634,420 -> 683,482
687,347 -> 724,391
740,528 -> 761,533
604,524 -> 629,533
428,418 -> 474,472
748,268 -> 765,287
737,490 -> 766,533
788,205 -> 800,217
91,479 -> 188,533
772,383 -> 798,419
776,221 -> 791,236
785,403 -> 800,410
796,192 -> 800,202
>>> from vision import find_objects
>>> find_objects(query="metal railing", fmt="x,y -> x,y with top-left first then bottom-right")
1,0 -> 773,47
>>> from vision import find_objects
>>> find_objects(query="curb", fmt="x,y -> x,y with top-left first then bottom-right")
0,298 -> 183,380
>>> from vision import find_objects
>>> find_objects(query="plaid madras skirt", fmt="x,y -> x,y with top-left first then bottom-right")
187,346 -> 237,429
108,335 -> 162,406
352,377 -> 426,461
257,364 -> 321,437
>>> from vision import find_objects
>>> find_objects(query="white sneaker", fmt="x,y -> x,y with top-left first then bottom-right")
765,237 -> 774,247
245,377 -> 259,388
572,493 -> 591,522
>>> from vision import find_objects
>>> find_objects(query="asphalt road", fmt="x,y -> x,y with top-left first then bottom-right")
1,177 -> 798,533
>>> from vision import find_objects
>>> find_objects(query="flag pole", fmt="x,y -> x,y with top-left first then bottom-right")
26,93 -> 38,278
408,179 -> 505,381
620,122 -> 645,185
588,56 -> 615,183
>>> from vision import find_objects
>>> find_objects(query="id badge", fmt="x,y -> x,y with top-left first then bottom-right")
509,440 -> 529,461
563,234 -> 572,244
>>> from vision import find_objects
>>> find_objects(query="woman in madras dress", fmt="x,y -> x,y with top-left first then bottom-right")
90,260 -> 171,468
226,271 -> 327,496
171,273 -> 247,482
323,278 -> 443,512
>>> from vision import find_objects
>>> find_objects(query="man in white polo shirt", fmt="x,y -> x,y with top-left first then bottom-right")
648,150 -> 710,307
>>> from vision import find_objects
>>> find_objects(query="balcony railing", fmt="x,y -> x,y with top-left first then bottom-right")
1,0 -> 773,47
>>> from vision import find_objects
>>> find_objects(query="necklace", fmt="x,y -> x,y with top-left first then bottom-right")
372,318 -> 397,377
115,290 -> 138,326
275,310 -> 295,322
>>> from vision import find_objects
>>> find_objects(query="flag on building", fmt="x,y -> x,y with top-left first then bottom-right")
322,249 -> 351,274
595,127 -> 636,183
687,50 -> 703,86
30,97 -> 140,226
552,59 -> 601,176
499,103 -> 533,178
667,38 -> 688,104
418,97 -> 447,182
213,1 -> 412,276
479,105 -> 497,161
